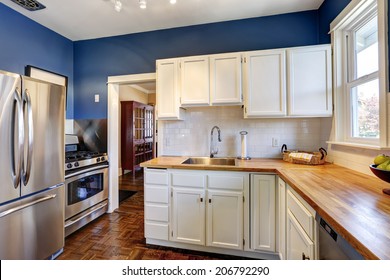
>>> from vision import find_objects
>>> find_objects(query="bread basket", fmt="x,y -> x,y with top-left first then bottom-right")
281,144 -> 327,165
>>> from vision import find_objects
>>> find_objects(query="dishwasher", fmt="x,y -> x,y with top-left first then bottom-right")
316,214 -> 364,260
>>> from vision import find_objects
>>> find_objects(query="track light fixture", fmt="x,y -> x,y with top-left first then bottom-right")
139,0 -> 146,9
112,0 -> 177,12
114,0 -> 122,12
138,0 -> 177,10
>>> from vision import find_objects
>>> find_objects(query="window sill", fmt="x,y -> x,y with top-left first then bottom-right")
327,141 -> 390,150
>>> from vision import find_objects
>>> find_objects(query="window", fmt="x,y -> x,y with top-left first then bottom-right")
331,0 -> 387,148
346,11 -> 379,142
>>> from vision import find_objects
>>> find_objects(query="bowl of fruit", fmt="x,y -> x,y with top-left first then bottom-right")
370,154 -> 390,195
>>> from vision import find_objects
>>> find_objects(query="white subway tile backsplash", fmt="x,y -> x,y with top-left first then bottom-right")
159,106 -> 332,158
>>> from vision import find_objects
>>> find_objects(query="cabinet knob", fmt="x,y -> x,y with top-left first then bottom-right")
200,198 -> 203,203
302,253 -> 310,260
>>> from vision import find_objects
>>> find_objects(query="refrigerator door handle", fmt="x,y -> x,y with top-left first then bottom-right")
22,89 -> 33,186
0,194 -> 57,218
11,89 -> 24,189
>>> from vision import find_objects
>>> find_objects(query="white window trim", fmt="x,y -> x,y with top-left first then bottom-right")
330,0 -> 388,149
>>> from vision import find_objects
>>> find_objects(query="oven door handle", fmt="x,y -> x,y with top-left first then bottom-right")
65,164 -> 108,179
64,200 -> 108,228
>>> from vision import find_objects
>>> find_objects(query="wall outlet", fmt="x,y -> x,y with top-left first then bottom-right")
94,94 -> 100,102
272,137 -> 279,147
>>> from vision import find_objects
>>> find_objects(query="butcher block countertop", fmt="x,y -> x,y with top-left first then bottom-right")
141,157 -> 390,260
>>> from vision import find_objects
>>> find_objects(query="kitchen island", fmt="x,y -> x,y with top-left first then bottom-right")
141,157 -> 390,260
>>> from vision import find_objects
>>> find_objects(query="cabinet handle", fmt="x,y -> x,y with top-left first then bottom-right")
200,197 -> 203,203
302,253 -> 310,260
209,198 -> 211,203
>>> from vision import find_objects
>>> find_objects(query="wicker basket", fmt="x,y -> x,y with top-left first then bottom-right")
281,144 -> 327,165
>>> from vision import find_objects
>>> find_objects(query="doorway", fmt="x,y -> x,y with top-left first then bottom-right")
107,73 -> 156,212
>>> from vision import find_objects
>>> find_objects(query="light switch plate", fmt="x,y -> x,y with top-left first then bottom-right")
272,137 -> 279,147
95,94 -> 100,102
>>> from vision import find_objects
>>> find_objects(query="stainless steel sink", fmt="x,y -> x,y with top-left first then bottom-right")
181,157 -> 236,166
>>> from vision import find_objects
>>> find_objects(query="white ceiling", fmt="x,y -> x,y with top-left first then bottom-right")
3,0 -> 324,41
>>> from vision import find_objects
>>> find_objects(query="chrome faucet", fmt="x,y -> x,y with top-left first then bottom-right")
210,126 -> 221,158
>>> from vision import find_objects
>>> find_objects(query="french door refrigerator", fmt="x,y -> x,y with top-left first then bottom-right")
0,70 -> 65,259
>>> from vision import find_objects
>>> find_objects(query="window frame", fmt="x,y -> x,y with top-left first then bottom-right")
330,0 -> 388,149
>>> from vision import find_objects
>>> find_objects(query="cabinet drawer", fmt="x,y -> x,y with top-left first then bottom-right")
145,204 -> 169,222
145,186 -> 169,203
287,189 -> 314,239
171,173 -> 205,188
145,170 -> 168,185
145,222 -> 169,240
207,174 -> 244,190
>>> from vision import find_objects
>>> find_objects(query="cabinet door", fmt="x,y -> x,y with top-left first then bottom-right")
171,188 -> 205,245
251,174 -> 276,252
278,178 -> 287,259
210,53 -> 242,105
156,59 -> 184,120
286,210 -> 314,260
180,56 -> 210,106
206,190 -> 243,250
287,45 -> 332,116
243,49 -> 286,117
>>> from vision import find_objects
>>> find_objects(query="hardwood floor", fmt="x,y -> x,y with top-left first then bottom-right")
58,169 -> 245,260
118,169 -> 144,192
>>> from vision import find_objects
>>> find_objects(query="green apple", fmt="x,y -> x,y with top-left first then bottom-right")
377,159 -> 390,170
374,154 -> 390,165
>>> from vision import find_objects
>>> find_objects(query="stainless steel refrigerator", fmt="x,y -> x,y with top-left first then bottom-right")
0,70 -> 65,259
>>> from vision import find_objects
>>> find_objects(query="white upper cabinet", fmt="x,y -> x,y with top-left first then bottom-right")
156,59 -> 185,120
156,44 -> 332,119
243,49 -> 287,117
180,56 -> 210,106
287,45 -> 332,117
180,53 -> 243,106
210,53 -> 243,105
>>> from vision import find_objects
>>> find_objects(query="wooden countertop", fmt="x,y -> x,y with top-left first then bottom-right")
141,157 -> 390,260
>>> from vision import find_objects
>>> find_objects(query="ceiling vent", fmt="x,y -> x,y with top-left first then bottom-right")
9,0 -> 46,11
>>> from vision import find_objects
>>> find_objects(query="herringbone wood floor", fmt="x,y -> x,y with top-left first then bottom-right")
57,170 -> 246,260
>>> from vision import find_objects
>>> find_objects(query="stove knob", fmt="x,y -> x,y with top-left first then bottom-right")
97,157 -> 101,163
74,162 -> 79,167
66,163 -> 72,169
100,156 -> 105,161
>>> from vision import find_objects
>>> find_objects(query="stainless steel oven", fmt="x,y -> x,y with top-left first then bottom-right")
64,164 -> 108,236
64,134 -> 109,237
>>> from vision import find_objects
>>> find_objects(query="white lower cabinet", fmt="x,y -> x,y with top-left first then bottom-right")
206,172 -> 246,250
206,190 -> 243,250
170,171 -> 205,245
145,169 -> 286,259
171,187 -> 205,245
169,170 -> 247,251
250,174 -> 276,252
278,177 -> 287,260
144,168 -> 169,240
287,210 -> 314,260
286,186 -> 318,260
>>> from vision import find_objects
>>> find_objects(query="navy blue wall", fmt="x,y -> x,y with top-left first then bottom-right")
0,4 -> 74,118
0,0 -> 376,120
318,0 -> 352,44
73,11 -> 319,119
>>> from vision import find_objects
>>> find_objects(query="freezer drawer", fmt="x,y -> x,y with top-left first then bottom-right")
0,184 -> 65,260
